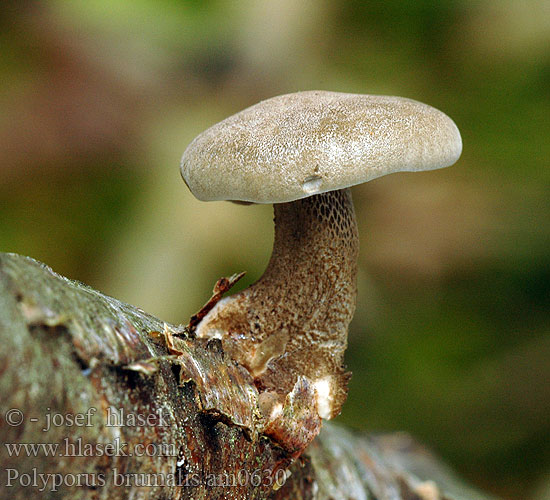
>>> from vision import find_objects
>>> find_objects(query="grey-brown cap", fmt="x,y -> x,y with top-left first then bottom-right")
181,90 -> 462,203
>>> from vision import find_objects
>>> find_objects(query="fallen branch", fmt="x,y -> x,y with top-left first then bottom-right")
0,253 -> 496,499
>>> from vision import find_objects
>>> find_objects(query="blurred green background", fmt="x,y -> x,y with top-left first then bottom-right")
1,1 -> 548,498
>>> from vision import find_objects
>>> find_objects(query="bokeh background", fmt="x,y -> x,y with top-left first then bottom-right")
1,1 -> 549,498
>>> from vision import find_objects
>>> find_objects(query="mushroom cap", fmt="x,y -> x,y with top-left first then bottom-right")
181,91 -> 462,203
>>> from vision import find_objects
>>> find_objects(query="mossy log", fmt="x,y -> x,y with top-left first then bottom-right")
0,253 -> 496,499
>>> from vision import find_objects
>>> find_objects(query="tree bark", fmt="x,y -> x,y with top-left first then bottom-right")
0,253 -> 496,500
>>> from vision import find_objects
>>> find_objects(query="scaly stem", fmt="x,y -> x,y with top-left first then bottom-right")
196,188 -> 359,418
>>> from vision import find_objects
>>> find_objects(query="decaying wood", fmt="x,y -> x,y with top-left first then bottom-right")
0,253 -> 497,499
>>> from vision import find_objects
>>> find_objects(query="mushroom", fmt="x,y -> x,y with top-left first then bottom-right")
181,90 -> 462,421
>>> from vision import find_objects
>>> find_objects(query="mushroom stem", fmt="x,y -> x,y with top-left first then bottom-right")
195,188 -> 359,418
